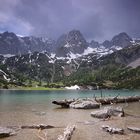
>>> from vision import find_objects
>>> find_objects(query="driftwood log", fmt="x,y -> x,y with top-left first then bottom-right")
102,125 -> 124,135
52,99 -> 75,108
57,125 -> 76,140
127,127 -> 140,133
52,96 -> 140,108
95,96 -> 140,105
21,124 -> 55,130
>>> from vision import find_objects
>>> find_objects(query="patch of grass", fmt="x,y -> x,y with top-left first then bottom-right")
17,86 -> 65,90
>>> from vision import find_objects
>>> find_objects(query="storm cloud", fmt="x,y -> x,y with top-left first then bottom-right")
0,0 -> 140,41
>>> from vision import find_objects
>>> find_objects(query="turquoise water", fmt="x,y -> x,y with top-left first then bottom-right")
0,89 -> 140,103
0,90 -> 140,140
0,89 -> 139,110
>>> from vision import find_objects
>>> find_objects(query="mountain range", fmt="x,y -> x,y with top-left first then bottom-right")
1,30 -> 140,58
0,30 -> 140,89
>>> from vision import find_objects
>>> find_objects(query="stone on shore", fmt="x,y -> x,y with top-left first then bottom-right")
91,106 -> 124,119
70,98 -> 100,109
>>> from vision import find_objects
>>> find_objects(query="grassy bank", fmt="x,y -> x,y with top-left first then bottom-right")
0,87 -> 65,91
17,86 -> 65,90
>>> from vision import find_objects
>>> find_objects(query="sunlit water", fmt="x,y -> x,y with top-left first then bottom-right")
0,90 -> 140,140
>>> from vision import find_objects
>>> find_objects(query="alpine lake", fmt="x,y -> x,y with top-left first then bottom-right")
0,89 -> 140,140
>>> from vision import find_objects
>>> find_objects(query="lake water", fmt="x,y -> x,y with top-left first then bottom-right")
0,90 -> 140,140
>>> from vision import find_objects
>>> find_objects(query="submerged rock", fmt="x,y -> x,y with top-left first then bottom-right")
70,98 -> 100,109
91,106 -> 124,119
0,127 -> 16,138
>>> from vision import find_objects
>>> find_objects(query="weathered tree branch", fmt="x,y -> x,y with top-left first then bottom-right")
57,125 -> 76,140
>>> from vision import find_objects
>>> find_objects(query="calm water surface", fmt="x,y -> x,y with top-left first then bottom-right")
0,90 -> 140,140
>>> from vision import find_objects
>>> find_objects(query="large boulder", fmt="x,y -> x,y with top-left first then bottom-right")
70,98 -> 100,109
91,106 -> 124,119
108,106 -> 124,117
91,108 -> 110,119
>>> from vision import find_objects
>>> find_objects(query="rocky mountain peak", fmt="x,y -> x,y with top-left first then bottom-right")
65,30 -> 87,47
1,31 -> 17,38
90,40 -> 100,48
102,40 -> 112,48
56,30 -> 88,57
0,31 -> 55,55
111,32 -> 132,48
0,31 -> 19,43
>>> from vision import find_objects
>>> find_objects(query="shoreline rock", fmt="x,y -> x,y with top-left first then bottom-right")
91,106 -> 124,119
70,98 -> 100,109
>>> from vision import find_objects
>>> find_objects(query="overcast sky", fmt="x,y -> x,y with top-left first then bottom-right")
0,0 -> 140,41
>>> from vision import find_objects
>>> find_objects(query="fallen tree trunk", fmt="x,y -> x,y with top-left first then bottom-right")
52,99 -> 75,108
70,98 -> 100,109
57,125 -> 76,140
102,125 -> 124,135
21,124 -> 55,130
95,96 -> 140,105
52,96 -> 140,108
127,127 -> 140,133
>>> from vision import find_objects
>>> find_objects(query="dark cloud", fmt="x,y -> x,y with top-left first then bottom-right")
0,0 -> 140,41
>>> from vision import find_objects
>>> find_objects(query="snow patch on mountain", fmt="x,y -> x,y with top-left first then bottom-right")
50,53 -> 56,59
64,42 -> 72,48
0,54 -> 15,58
111,45 -> 122,50
83,47 -> 94,55
3,75 -> 10,82
0,69 -> 10,82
